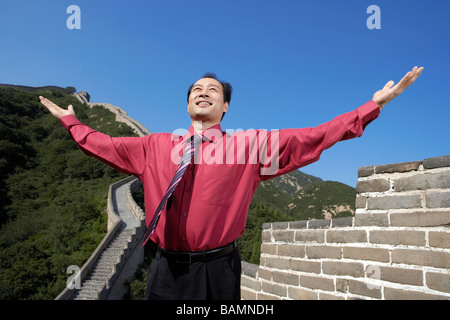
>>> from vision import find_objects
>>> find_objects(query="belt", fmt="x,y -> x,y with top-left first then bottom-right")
158,241 -> 237,264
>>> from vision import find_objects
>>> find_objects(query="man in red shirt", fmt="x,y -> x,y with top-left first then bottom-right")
40,66 -> 423,300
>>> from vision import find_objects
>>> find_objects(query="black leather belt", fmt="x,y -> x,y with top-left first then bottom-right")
158,241 -> 237,264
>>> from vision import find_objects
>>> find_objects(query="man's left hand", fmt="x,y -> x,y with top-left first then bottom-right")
373,66 -> 424,110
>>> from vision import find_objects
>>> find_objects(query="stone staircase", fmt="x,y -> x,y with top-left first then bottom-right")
70,229 -> 134,300
56,176 -> 146,300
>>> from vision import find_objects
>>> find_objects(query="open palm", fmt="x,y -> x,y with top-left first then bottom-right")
373,66 -> 424,110
39,96 -> 75,119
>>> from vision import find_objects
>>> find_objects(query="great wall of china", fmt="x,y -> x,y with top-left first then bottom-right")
57,93 -> 449,300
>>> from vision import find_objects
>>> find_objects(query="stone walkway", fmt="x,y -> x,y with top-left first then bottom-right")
70,178 -> 140,300
113,181 -> 140,230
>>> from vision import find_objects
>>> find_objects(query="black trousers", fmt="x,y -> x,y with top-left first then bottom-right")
145,246 -> 241,300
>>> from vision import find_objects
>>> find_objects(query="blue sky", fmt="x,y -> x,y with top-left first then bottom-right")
1,0 -> 449,187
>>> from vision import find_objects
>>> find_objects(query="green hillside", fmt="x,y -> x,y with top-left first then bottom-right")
238,172 -> 356,264
0,86 -> 137,299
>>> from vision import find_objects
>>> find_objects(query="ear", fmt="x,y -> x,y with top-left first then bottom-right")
223,102 -> 229,113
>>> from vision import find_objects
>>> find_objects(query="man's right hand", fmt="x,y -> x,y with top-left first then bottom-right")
39,96 -> 75,119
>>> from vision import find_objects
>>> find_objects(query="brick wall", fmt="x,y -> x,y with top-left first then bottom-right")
241,155 -> 450,300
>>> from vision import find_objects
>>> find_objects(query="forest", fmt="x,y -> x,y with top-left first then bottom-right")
0,87 -> 136,299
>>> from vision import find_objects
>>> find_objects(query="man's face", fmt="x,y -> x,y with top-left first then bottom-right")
187,77 -> 229,124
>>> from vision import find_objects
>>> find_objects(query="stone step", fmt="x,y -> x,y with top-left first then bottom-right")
68,226 -> 138,300
81,278 -> 105,285
72,288 -> 99,296
89,271 -> 112,279
91,264 -> 114,271
94,260 -> 115,267
73,293 -> 98,300
78,287 -> 101,294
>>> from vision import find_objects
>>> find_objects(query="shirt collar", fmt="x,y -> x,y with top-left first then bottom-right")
184,123 -> 222,144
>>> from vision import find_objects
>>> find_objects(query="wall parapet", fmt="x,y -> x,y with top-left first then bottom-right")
355,155 -> 450,228
89,102 -> 151,137
241,155 -> 450,300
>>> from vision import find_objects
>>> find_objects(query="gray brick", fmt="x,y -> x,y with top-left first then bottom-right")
322,261 -> 365,277
423,155 -> 450,169
277,244 -> 305,258
289,220 -> 307,229
358,165 -> 375,178
308,219 -> 330,229
261,281 -> 287,297
264,257 -> 291,270
375,161 -> 421,174
241,287 -> 257,300
429,231 -> 450,249
272,271 -> 299,286
262,223 -> 271,230
426,191 -> 450,208
390,210 -> 450,227
327,230 -> 367,243
392,248 -> 450,269
257,292 -> 282,300
348,279 -> 382,299
306,245 -> 341,259
319,292 -> 345,300
394,171 -> 450,192
367,194 -> 422,210
241,276 -> 261,291
272,230 -> 294,242
331,217 -> 353,228
378,266 -> 423,286
426,272 -> 450,293
257,267 -> 272,281
294,229 -> 325,243
343,246 -> 390,262
369,229 -> 426,246
260,243 -> 277,255
300,275 -> 334,291
290,259 -> 321,274
287,287 -> 318,300
261,230 -> 272,242
241,262 -> 259,278
384,287 -> 448,300
354,213 -> 389,227
272,222 -> 289,229
355,196 -> 367,209
356,178 -> 390,193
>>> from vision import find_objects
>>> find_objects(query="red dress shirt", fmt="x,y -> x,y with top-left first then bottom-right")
60,100 -> 380,251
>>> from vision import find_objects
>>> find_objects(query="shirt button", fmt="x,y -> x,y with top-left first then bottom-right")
182,237 -> 186,241
182,212 -> 187,217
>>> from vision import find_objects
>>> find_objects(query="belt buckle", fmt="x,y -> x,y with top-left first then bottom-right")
176,252 -> 192,263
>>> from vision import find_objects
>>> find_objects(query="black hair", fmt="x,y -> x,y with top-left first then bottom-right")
187,73 -> 232,121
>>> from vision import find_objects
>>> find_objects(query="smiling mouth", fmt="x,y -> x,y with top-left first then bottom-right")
196,100 -> 212,107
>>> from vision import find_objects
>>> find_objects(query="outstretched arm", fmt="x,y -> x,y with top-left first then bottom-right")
38,96 -> 147,177
372,66 -> 424,110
